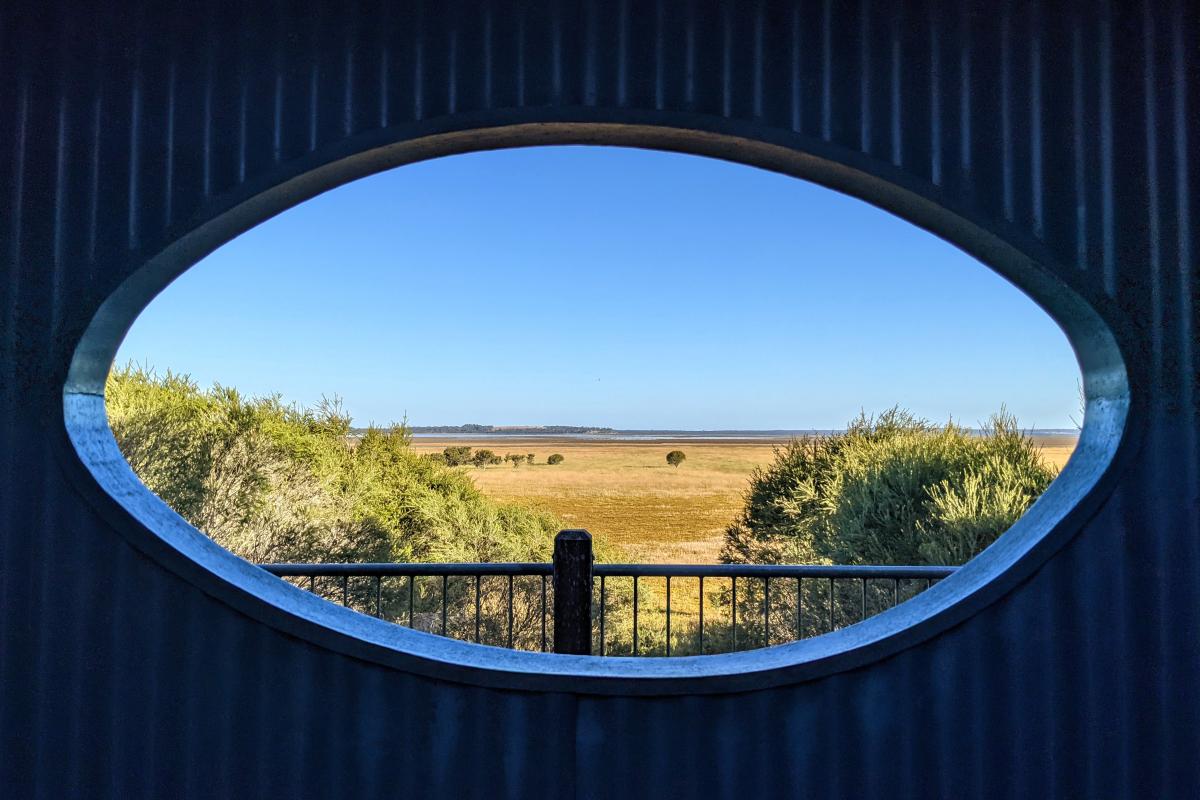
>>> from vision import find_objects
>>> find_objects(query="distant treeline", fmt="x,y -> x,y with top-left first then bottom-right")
434,446 -> 564,467
353,424 -> 1079,438
354,424 -> 616,436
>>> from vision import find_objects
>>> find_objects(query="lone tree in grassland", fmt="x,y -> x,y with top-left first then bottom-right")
443,445 -> 472,466
666,450 -> 686,468
547,453 -> 565,465
527,453 -> 536,464
471,448 -> 497,467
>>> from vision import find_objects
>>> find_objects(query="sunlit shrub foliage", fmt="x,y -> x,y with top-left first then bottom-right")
106,364 -> 561,566
721,407 -> 1056,567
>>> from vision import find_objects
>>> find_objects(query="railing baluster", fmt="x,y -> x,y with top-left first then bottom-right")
861,578 -> 867,621
507,574 -> 514,650
441,575 -> 448,636
342,575 -> 348,607
732,576 -> 738,652
475,575 -> 481,643
796,577 -> 803,640
375,576 -> 382,618
632,576 -> 639,656
540,574 -> 548,652
763,576 -> 770,647
308,575 -> 314,593
599,575 -> 606,656
828,577 -> 834,632
665,576 -> 672,657
698,576 -> 704,655
408,575 -> 415,628
894,578 -> 900,607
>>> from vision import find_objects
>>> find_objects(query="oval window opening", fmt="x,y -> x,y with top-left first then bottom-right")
100,144 -> 1084,659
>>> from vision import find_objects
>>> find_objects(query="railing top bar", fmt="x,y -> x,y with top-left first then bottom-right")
261,562 -> 554,577
593,563 -> 957,579
262,562 -> 955,579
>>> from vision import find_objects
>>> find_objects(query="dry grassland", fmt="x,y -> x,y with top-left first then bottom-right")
411,435 -> 1078,564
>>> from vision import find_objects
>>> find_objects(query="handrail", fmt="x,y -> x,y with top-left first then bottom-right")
263,562 -> 553,577
594,563 -> 955,579
263,562 -> 955,580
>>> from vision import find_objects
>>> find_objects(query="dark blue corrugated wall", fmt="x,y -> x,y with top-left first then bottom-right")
1,1 -> 1197,797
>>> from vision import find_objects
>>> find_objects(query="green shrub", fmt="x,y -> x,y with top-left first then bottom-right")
471,448 -> 497,467
721,407 -> 1056,567
105,364 -> 561,565
666,450 -> 686,468
443,445 -> 472,466
547,453 -> 564,465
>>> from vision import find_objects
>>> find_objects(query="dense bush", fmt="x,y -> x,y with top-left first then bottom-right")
547,453 -> 564,465
443,445 -> 473,466
721,408 -> 1056,567
666,450 -> 686,468
106,365 -> 561,565
471,448 -> 498,467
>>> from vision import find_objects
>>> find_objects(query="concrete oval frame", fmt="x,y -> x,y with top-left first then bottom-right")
62,117 -> 1133,696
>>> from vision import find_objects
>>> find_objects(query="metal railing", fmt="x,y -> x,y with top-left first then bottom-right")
263,530 -> 955,657
264,561 -> 556,650
592,562 -> 954,656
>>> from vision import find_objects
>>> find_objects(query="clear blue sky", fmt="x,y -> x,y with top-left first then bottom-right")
117,146 -> 1079,430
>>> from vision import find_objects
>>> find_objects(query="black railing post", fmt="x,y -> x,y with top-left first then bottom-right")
553,529 -> 593,655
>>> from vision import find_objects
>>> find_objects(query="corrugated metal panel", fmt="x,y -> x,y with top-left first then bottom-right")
1,1 -> 1196,796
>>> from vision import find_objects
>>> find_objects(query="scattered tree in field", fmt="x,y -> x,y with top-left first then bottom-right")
505,453 -> 526,467
443,445 -> 473,466
488,454 -> 503,465
720,407 -> 1056,567
472,448 -> 497,467
527,453 -> 536,464
547,454 -> 565,465
666,450 -> 687,468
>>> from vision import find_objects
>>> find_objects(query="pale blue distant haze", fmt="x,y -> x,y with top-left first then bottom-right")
117,146 -> 1080,430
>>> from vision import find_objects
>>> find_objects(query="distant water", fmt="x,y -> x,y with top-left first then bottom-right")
410,433 -> 800,441
409,429 -> 1079,441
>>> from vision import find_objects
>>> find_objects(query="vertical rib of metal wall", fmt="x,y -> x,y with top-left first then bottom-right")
0,1 -> 1196,797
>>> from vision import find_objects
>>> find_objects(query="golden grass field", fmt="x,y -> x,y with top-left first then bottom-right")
411,435 -> 1079,564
